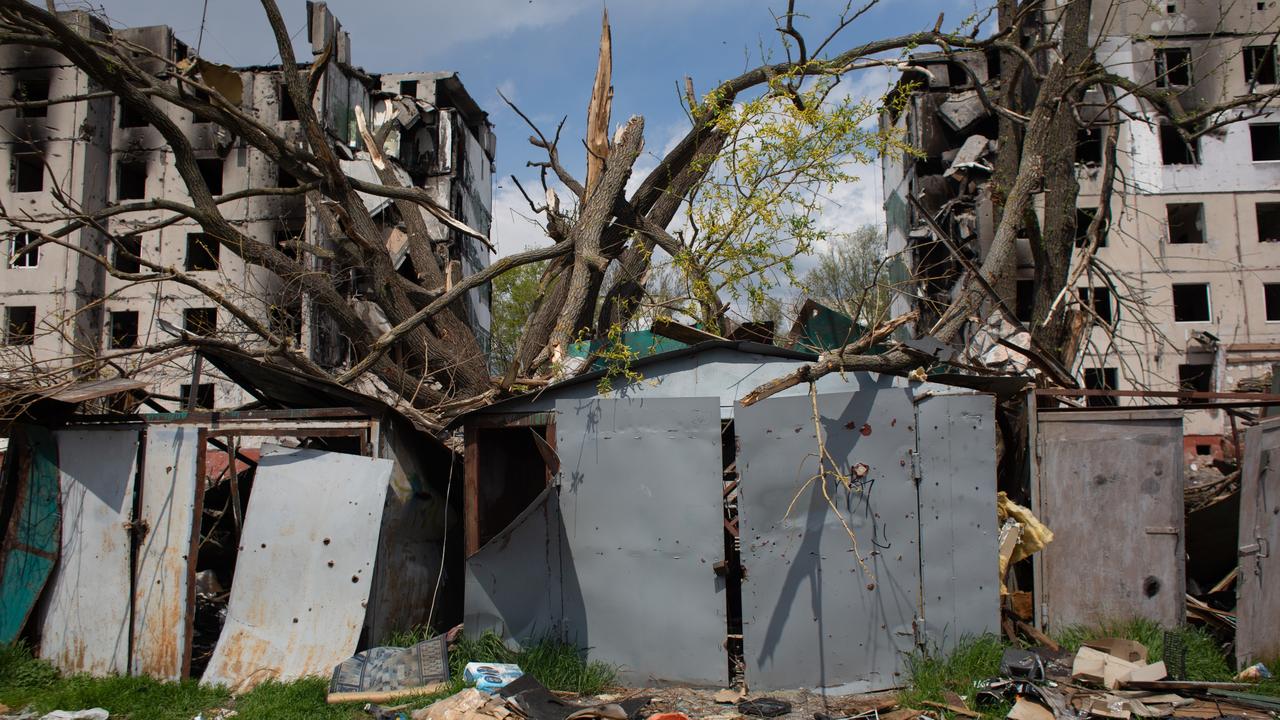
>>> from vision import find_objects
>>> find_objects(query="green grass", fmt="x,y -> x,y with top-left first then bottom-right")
898,621 -> 1280,720
0,632 -> 614,719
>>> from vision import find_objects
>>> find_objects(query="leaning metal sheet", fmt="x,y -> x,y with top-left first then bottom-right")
465,486 -> 564,642
132,424 -> 201,680
555,397 -> 728,687
1236,416 -> 1280,666
38,429 -> 140,676
736,389 -> 920,692
201,445 -> 392,689
915,393 -> 999,652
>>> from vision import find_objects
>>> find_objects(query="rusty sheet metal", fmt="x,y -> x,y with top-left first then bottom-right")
554,397 -> 728,687
915,393 -> 999,652
1034,409 -> 1185,629
132,424 -> 201,680
736,387 -> 920,693
37,429 -> 139,675
0,424 -> 59,643
1236,416 -> 1280,667
40,377 -> 148,404
201,445 -> 392,689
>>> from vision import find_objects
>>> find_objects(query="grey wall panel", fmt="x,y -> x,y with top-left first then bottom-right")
465,486 -> 564,642
1035,410 -> 1185,629
1237,417 -> 1280,667
555,397 -> 728,687
133,424 -> 201,680
916,393 -> 999,652
38,429 -> 139,676
736,385 -> 920,692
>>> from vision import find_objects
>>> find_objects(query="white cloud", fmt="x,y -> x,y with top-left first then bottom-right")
490,182 -> 553,258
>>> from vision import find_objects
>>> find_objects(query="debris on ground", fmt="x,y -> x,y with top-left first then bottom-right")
463,662 -> 524,694
737,698 -> 792,717
328,634 -> 451,704
1236,662 -> 1273,681
38,711 -> 109,720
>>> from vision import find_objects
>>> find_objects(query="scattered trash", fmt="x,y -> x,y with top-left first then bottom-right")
645,714 -> 691,720
412,689 -> 515,720
39,711 -> 109,720
996,493 -> 1053,564
712,689 -> 745,704
328,635 -> 450,704
364,704 -> 411,720
738,698 -> 792,718
998,648 -> 1044,681
1005,698 -> 1052,720
191,711 -> 236,720
463,662 -> 523,693
1083,638 -> 1147,663
1235,662 -> 1272,681
499,674 -> 649,720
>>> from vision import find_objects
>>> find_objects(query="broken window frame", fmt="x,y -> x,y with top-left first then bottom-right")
277,83 -> 298,122
5,304 -> 36,345
185,233 -> 219,272
184,306 -> 217,336
1159,122 -> 1200,165
13,73 -> 50,119
1155,47 -> 1193,88
1250,123 -> 1280,162
1258,202 -> 1280,242
108,309 -> 140,349
196,157 -> 224,196
1166,202 -> 1206,244
9,231 -> 39,268
13,144 -> 45,192
1245,45 -> 1278,86
1082,367 -> 1119,407
1172,282 -> 1212,323
180,383 -> 215,410
117,158 -> 148,200
1075,207 -> 1106,248
1078,286 -> 1114,325
1177,363 -> 1214,405
112,235 -> 142,273
1265,283 -> 1280,322
118,97 -> 148,129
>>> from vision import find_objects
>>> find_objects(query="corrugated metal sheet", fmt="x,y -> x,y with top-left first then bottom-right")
1034,409 -> 1185,629
1236,416 -> 1280,666
736,389 -> 920,692
0,425 -> 59,643
465,486 -> 564,641
201,445 -> 391,689
37,429 -> 139,675
555,397 -> 728,687
132,424 -> 201,680
916,393 -> 999,651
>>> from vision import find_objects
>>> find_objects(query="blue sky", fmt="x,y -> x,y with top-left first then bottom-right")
90,0 -> 979,256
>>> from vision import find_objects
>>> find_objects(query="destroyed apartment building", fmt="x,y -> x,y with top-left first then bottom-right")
0,2 -> 496,410
881,0 -> 1280,447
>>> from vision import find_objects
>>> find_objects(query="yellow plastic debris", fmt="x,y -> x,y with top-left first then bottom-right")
997,492 -> 1054,565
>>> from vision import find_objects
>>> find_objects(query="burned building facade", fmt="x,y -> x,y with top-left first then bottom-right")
0,3 -> 495,410
882,0 -> 1280,440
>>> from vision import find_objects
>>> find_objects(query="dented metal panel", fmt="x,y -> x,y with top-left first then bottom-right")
916,393 -> 999,652
201,445 -> 391,689
38,429 -> 139,676
555,397 -> 727,687
1034,410 -> 1185,629
736,389 -> 920,692
465,486 -> 563,641
1236,416 -> 1280,667
132,424 -> 201,680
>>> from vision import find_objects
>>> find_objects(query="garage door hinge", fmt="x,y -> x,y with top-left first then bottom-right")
909,450 -> 921,483
1240,538 -> 1270,558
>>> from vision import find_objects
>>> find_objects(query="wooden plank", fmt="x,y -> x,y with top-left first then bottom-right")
464,425 -> 480,558
652,317 -> 725,345
922,701 -> 979,718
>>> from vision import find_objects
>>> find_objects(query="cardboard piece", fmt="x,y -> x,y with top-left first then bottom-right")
1074,646 -> 1166,689
1007,698 -> 1054,720
1085,639 -> 1148,663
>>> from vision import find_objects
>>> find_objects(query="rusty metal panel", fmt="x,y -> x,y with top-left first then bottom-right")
736,389 -> 920,692
916,393 -> 999,652
1034,409 -> 1185,630
201,445 -> 391,689
465,486 -> 563,641
1237,416 -> 1280,666
554,397 -> 728,687
37,429 -> 139,675
0,425 -> 59,644
132,424 -> 201,680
